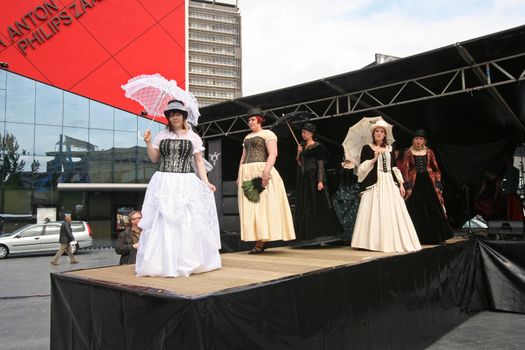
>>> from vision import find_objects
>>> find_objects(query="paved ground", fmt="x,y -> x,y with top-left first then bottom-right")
1,248 -> 524,349
427,311 -> 525,349
0,248 -> 119,350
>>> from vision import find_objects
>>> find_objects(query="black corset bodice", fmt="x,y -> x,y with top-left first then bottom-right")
298,143 -> 328,183
244,136 -> 268,163
299,146 -> 320,173
301,155 -> 318,172
158,139 -> 193,173
415,155 -> 427,173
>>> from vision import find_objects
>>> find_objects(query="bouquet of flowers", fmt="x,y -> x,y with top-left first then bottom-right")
242,177 -> 266,203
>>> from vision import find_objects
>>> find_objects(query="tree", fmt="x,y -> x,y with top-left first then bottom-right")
0,132 -> 26,184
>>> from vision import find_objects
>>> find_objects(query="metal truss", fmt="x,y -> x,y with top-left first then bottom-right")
196,51 -> 525,139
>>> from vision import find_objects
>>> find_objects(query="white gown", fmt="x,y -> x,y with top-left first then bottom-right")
351,145 -> 422,253
135,130 -> 221,277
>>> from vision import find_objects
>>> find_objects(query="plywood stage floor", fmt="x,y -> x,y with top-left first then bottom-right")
64,238 -> 463,298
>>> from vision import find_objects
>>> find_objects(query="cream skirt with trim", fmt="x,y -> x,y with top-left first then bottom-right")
238,162 -> 295,242
351,171 -> 421,253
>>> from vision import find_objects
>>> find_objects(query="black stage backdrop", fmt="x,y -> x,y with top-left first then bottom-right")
219,123 -> 522,229
49,238 -> 525,350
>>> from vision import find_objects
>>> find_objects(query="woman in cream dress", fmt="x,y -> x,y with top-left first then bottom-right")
351,120 -> 421,253
237,108 -> 295,253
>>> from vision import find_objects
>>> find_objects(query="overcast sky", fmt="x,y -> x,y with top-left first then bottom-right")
239,0 -> 525,96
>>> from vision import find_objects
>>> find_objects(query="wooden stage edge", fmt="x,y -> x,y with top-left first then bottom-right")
64,238 -> 464,298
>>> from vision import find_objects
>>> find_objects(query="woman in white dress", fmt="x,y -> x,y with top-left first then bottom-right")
351,120 -> 421,253
135,100 -> 221,277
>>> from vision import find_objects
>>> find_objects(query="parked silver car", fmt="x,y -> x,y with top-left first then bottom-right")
0,221 -> 93,259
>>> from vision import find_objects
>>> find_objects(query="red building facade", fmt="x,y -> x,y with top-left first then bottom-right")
0,0 -> 187,118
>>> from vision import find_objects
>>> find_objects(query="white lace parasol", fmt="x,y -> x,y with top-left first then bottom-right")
121,73 -> 201,126
342,116 -> 395,167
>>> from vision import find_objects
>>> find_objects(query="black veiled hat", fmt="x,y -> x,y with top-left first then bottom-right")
301,122 -> 316,133
413,129 -> 426,138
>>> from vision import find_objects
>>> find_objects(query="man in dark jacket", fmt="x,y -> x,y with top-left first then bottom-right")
115,210 -> 142,265
50,214 -> 78,265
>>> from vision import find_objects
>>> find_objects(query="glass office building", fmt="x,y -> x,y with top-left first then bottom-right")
0,69 -> 164,242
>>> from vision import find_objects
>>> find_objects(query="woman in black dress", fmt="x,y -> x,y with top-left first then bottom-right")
402,130 -> 453,244
293,122 -> 342,245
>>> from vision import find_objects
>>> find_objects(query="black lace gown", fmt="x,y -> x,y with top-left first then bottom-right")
293,143 -> 343,245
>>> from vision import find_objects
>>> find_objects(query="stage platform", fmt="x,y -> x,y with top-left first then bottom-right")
50,238 -> 525,350
62,242 -> 433,297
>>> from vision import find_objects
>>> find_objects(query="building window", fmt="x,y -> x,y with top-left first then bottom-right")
0,90 -> 5,121
34,124 -> 63,156
189,43 -> 235,56
189,55 -> 237,66
6,73 -> 35,124
36,82 -> 63,126
189,22 -> 239,35
5,122 -> 35,156
0,69 -> 6,89
89,100 -> 114,130
63,91 -> 89,128
89,128 -> 113,152
190,11 -> 239,25
189,32 -> 239,45
62,126 -> 89,151
190,77 -> 238,88
114,109 -> 138,132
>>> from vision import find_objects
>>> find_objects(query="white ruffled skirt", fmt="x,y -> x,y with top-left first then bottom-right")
135,172 -> 221,277
351,171 -> 422,253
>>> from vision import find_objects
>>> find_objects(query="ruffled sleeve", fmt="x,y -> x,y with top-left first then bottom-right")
263,130 -> 278,142
357,145 -> 375,183
188,130 -> 205,154
392,167 -> 404,184
152,129 -> 166,149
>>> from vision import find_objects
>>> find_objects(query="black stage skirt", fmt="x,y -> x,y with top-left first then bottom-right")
293,170 -> 343,246
406,173 -> 453,244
